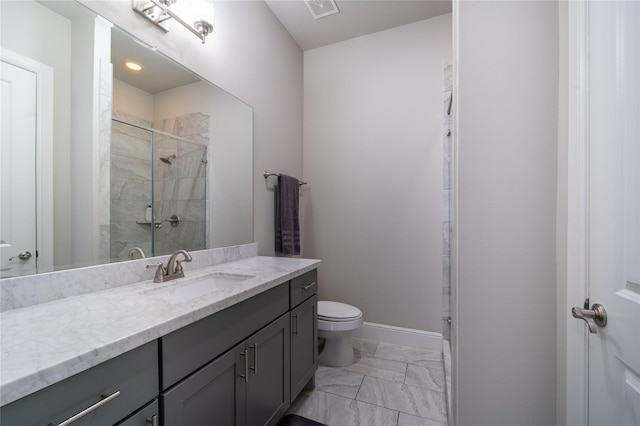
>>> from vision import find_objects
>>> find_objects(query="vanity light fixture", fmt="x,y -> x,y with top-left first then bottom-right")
132,0 -> 214,44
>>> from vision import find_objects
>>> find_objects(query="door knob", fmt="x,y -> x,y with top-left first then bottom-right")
571,300 -> 607,333
8,251 -> 32,261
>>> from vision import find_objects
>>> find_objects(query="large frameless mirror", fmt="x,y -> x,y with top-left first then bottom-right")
0,0 -> 253,279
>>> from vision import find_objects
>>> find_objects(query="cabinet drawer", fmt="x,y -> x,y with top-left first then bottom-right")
0,341 -> 159,426
290,269 -> 317,308
161,283 -> 289,389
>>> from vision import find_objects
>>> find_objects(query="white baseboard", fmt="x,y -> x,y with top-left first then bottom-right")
353,322 -> 443,352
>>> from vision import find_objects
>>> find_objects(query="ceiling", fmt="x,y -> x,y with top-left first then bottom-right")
111,29 -> 201,94
264,0 -> 452,51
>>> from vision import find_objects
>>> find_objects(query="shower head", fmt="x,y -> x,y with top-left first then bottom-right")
160,154 -> 177,165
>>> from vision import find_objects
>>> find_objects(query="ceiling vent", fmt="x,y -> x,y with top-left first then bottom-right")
304,0 -> 340,20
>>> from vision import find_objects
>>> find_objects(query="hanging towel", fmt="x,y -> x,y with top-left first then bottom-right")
275,174 -> 300,256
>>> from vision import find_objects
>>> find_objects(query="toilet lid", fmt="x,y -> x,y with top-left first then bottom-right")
318,301 -> 362,321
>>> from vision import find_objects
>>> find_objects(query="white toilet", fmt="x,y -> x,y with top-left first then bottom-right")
317,301 -> 363,367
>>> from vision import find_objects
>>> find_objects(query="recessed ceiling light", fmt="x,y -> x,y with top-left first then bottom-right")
125,61 -> 143,71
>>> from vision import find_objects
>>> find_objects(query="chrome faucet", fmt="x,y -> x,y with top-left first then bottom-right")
146,249 -> 193,283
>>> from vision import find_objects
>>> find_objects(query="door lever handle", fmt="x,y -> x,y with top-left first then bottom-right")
9,251 -> 32,261
571,303 -> 607,333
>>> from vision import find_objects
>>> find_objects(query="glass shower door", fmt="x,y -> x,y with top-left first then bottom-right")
153,135 -> 208,257
110,120 -> 153,261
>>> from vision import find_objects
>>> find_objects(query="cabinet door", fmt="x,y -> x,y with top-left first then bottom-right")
245,314 -> 291,426
290,295 -> 318,402
161,347 -> 243,426
116,400 -> 159,426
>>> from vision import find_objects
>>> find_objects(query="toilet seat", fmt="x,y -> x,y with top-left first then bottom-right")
318,301 -> 362,322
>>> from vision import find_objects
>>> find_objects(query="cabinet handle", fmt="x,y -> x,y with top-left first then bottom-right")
240,349 -> 249,382
48,390 -> 120,426
302,282 -> 316,291
146,414 -> 158,426
249,343 -> 258,375
291,314 -> 299,336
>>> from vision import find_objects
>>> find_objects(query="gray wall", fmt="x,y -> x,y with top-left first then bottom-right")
455,1 -> 558,424
302,15 -> 452,333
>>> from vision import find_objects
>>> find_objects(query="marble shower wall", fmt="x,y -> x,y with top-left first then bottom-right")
442,63 -> 453,341
109,112 -> 209,261
154,113 -> 209,255
110,118 -> 153,261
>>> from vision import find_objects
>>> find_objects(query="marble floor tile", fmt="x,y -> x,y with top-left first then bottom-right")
342,356 -> 407,383
288,389 -> 400,426
398,412 -> 447,426
315,366 -> 364,399
288,338 -> 450,426
404,364 -> 445,392
356,376 -> 447,423
374,342 -> 444,370
353,338 -> 378,358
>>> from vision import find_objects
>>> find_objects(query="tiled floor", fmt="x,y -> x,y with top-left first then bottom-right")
287,339 -> 449,426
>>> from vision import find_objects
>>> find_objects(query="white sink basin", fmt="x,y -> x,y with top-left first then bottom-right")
142,273 -> 253,303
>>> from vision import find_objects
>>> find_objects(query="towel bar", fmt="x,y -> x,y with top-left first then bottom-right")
263,171 -> 307,186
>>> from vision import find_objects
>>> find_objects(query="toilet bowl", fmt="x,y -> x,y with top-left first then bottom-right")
317,301 -> 363,367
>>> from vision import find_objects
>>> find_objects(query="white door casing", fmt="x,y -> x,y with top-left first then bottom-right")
566,1 -> 640,424
0,49 -> 53,277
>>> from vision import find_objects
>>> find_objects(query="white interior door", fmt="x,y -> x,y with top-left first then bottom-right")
585,1 -> 640,424
0,60 -> 38,278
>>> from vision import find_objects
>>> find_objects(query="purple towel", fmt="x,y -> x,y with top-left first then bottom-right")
275,174 -> 300,256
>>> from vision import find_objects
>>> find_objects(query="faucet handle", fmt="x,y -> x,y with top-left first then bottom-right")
175,256 -> 192,273
146,262 -> 165,283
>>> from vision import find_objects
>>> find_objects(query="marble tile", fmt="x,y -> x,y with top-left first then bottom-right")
374,342 -> 444,370
405,364 -> 445,393
398,413 -> 447,426
353,338 -> 378,358
442,287 -> 450,318
442,191 -> 451,228
289,390 -> 399,426
443,340 -> 452,425
342,355 -> 407,383
315,366 -> 364,399
356,376 -> 447,423
443,63 -> 453,92
111,154 -> 152,181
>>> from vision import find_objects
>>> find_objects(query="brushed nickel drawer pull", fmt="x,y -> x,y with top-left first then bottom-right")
48,390 -> 120,426
146,414 -> 158,426
240,349 -> 249,382
302,282 -> 316,290
249,342 -> 258,374
291,314 -> 299,336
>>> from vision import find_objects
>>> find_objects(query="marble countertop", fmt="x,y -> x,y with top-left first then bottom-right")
0,256 -> 320,406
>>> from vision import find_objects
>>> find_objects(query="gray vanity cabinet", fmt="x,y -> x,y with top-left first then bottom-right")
161,314 -> 290,426
0,341 -> 159,426
289,270 -> 319,403
241,313 -> 291,426
159,282 -> 294,426
161,346 -> 240,425
116,400 -> 159,426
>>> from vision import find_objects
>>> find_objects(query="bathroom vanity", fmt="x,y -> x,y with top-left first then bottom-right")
0,245 -> 319,426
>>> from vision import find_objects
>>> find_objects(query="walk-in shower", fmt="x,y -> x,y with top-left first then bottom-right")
110,116 -> 209,262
